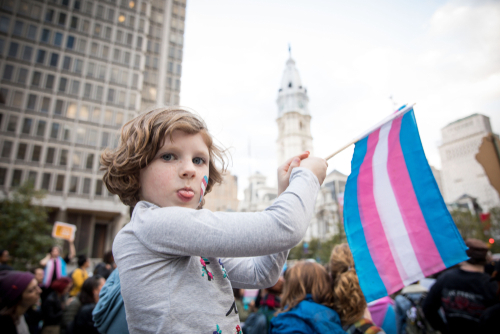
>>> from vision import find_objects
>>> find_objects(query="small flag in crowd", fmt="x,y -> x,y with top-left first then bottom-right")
344,106 -> 468,302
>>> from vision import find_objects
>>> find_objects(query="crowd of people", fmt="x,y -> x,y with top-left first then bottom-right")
0,246 -> 115,334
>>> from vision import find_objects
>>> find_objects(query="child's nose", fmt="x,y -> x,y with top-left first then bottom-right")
179,160 -> 196,178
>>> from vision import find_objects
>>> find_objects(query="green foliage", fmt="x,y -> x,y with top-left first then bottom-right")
450,209 -> 486,241
0,182 -> 53,270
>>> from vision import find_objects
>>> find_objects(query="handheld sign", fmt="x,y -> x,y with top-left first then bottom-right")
52,221 -> 77,241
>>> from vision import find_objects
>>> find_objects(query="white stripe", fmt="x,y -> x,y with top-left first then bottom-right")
372,121 -> 424,286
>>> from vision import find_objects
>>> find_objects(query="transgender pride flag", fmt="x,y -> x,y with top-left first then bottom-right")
344,106 -> 468,302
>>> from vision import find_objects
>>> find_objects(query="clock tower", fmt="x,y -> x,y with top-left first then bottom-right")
276,52 -> 313,165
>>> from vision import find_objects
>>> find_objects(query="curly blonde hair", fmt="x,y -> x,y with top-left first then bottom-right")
100,107 -> 226,207
279,261 -> 334,313
329,243 -> 366,326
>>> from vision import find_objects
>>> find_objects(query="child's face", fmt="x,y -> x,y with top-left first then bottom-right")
139,130 -> 210,209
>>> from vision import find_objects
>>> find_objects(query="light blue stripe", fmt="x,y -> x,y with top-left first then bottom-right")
381,304 -> 397,334
344,136 -> 387,302
400,110 -> 468,267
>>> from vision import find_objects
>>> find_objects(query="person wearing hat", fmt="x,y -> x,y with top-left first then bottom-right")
422,238 -> 499,334
0,270 -> 42,334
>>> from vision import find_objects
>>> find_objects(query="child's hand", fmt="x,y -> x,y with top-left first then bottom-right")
299,157 -> 328,185
277,151 -> 310,196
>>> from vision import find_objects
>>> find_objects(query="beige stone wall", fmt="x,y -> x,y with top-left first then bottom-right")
203,172 -> 239,212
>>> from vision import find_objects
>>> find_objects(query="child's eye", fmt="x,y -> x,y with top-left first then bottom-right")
192,157 -> 205,165
161,153 -> 175,161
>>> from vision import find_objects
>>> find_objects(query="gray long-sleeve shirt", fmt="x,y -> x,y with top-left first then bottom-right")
113,167 -> 320,333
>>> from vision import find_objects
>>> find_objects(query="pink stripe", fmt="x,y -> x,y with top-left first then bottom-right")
56,257 -> 63,278
358,129 -> 403,292
387,116 -> 446,275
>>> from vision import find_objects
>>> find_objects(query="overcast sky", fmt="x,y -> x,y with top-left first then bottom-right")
180,0 -> 500,199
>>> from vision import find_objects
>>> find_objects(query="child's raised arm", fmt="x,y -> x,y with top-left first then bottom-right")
114,166 -> 324,259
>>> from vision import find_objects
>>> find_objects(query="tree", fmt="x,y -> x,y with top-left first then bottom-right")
450,209 -> 486,241
0,182 -> 53,270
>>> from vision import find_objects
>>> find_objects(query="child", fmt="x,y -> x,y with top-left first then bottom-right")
269,261 -> 345,333
329,244 -> 385,334
101,107 -> 327,333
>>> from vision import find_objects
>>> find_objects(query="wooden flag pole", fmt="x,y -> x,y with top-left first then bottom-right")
324,103 -> 416,162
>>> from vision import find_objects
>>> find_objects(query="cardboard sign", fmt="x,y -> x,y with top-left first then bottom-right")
52,222 -> 76,241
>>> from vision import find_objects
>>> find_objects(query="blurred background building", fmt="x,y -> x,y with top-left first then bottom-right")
0,0 -> 186,259
202,171 -> 238,212
439,113 -> 500,212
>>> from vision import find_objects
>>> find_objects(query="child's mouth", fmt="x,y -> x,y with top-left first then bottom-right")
177,189 -> 194,202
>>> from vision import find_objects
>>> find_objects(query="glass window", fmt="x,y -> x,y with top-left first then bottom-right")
2,141 -> 12,158
59,149 -> 68,165
36,49 -> 46,64
124,52 -> 130,65
72,151 -> 82,166
88,129 -> 97,146
74,59 -> 83,74
13,20 -> 23,36
115,112 -> 123,125
27,25 -> 37,40
134,54 -> 140,68
139,18 -> 145,32
32,145 -> 41,161
41,173 -> 51,190
2,64 -> 13,80
41,29 -> 50,43
66,103 -> 77,118
7,115 -> 17,132
96,86 -> 103,101
111,68 -> 118,82
0,88 -> 7,104
50,123 -> 60,139
22,118 -> 32,134
136,36 -> 142,49
54,32 -> 63,46
26,94 -> 37,109
102,46 -> 109,59
63,56 -> 71,70
104,110 -> 113,124
55,175 -> 64,191
58,77 -> 67,92
17,143 -> 27,160
91,42 -> 98,54
0,16 -> 10,33
84,83 -> 92,98
107,89 -> 115,103
107,8 -> 115,21
92,108 -> 100,122
27,171 -> 37,184
74,0 -> 81,11
36,120 -> 46,137
45,74 -> 55,89
82,20 -> 89,33
17,68 -> 28,84
69,176 -> 78,193
54,100 -> 63,115
0,168 -> 6,185
71,80 -> 80,95
63,124 -> 71,141
94,23 -> 101,36
31,71 -> 41,86
176,64 -> 181,74
116,30 -> 123,43
82,178 -> 90,194
132,73 -> 138,88
84,1 -> 93,14
97,5 -> 104,18
70,16 -> 78,29
105,27 -> 112,40
118,91 -> 125,106
11,170 -> 22,187
86,154 -> 94,169
58,13 -> 67,26
22,46 -> 32,61
45,9 -> 54,23
12,91 -> 23,108
62,0 -> 69,7
80,105 -> 89,120
113,48 -> 121,62
77,39 -> 86,53
87,62 -> 95,77
41,97 -> 50,112
76,127 -> 86,144
49,53 -> 59,67
129,92 -> 136,108
8,42 -> 19,57
66,36 -> 75,49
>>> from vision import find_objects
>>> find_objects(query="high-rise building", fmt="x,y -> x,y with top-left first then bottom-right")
276,52 -> 313,166
0,0 -> 186,259
439,113 -> 500,211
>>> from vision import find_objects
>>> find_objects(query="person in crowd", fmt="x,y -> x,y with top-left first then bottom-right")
330,243 -> 385,334
69,255 -> 89,297
269,261 -> 345,334
480,260 -> 500,331
93,251 -> 115,280
68,275 -> 105,334
41,277 -> 72,334
24,267 -> 46,334
0,249 -> 13,271
40,242 -> 75,290
243,279 -> 284,334
423,238 -> 498,333
233,289 -> 250,323
92,269 -> 129,334
0,270 -> 42,334
394,283 -> 429,334
102,107 -> 327,333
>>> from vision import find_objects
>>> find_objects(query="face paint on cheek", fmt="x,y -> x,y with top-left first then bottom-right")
199,175 -> 208,203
